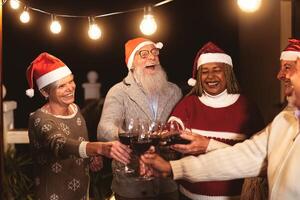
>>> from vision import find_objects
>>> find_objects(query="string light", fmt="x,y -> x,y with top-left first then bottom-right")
19,6 -> 30,23
50,15 -> 62,34
9,0 -> 20,10
4,0 -> 174,40
140,6 -> 157,36
88,17 -> 101,40
237,0 -> 261,13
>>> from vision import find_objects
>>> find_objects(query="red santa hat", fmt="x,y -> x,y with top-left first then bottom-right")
25,52 -> 72,98
280,38 -> 300,61
125,37 -> 163,70
188,42 -> 233,87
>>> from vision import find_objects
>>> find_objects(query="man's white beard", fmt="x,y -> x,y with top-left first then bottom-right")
134,64 -> 168,96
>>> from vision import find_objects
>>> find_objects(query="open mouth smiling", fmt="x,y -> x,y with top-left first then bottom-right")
145,64 -> 156,70
206,81 -> 219,87
63,93 -> 75,98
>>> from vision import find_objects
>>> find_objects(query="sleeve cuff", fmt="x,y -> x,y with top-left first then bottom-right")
79,141 -> 89,158
206,139 -> 231,152
170,159 -> 184,180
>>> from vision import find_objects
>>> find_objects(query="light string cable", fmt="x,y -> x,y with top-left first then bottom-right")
1,0 -> 7,6
2,0 -> 174,19
3,0 -> 174,37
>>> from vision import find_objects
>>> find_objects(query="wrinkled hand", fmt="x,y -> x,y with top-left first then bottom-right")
139,158 -> 154,177
140,150 -> 172,178
101,141 -> 131,165
89,156 -> 103,172
170,132 -> 210,155
139,146 -> 155,177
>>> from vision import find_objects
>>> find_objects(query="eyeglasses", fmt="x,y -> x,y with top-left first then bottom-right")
138,48 -> 160,59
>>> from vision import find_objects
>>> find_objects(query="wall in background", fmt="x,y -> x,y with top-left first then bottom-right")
238,0 -> 281,123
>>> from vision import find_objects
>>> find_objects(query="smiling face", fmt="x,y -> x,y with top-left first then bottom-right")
286,59 -> 300,108
131,44 -> 168,96
200,62 -> 227,95
47,74 -> 76,109
132,44 -> 160,75
277,60 -> 297,97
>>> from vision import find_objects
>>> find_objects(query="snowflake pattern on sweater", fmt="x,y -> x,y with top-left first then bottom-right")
28,104 -> 89,200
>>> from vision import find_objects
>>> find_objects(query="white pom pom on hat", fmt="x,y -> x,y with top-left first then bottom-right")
187,42 -> 232,86
187,78 -> 197,87
25,89 -> 34,98
25,52 -> 72,98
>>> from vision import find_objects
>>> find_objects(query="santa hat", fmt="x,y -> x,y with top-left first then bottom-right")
125,37 -> 163,70
188,42 -> 233,87
25,52 -> 72,98
280,38 -> 300,61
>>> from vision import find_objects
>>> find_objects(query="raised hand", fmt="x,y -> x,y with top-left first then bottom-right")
140,151 -> 172,178
87,141 -> 132,164
102,141 -> 132,164
170,132 -> 210,155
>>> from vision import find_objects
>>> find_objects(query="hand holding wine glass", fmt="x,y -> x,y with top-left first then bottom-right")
131,120 -> 154,180
140,150 -> 172,178
162,120 -> 191,145
117,118 -> 137,174
170,132 -> 210,155
169,119 -> 210,155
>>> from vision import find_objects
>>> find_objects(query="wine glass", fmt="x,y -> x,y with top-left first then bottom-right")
117,118 -> 137,174
131,120 -> 154,180
148,121 -> 162,147
167,120 -> 190,145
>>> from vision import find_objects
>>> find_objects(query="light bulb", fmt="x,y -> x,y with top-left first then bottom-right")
88,24 -> 101,40
237,0 -> 262,13
20,10 -> 30,23
10,0 -> 20,10
140,14 -> 157,35
50,20 -> 62,34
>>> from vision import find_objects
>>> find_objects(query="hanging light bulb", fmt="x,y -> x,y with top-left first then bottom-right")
20,7 -> 30,23
10,0 -> 20,10
237,0 -> 262,13
50,15 -> 62,34
88,17 -> 101,40
140,6 -> 157,36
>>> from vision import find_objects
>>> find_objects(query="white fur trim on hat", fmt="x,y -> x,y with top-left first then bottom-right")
280,51 -> 300,61
36,66 -> 72,89
197,53 -> 232,69
127,41 -> 163,70
188,78 -> 197,86
26,88 -> 34,98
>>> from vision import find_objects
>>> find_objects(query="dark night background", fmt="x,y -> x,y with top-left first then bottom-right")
3,0 -> 300,128
3,0 -> 240,128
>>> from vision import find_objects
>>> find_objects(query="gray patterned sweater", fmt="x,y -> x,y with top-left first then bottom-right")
28,104 -> 89,200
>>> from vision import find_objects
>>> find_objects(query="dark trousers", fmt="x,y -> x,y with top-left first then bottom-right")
115,190 -> 179,200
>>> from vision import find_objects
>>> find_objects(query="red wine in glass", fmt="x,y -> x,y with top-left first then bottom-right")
118,132 -> 136,174
150,135 -> 161,146
118,133 -> 138,145
132,139 -> 152,155
165,132 -> 191,145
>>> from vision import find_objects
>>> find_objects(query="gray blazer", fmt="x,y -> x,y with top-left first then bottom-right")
97,72 -> 182,198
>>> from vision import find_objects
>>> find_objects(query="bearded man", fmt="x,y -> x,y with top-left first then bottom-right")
97,37 -> 182,200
